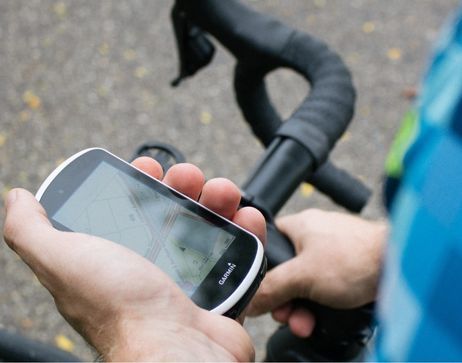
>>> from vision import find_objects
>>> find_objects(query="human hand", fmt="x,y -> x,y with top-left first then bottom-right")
248,209 -> 386,338
3,157 -> 266,361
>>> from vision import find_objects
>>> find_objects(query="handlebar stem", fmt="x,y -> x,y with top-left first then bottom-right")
242,137 -> 315,215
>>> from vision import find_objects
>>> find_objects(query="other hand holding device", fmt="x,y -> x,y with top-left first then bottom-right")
248,209 -> 386,337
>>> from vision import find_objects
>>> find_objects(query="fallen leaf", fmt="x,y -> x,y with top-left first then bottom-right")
300,183 -> 314,198
99,42 -> 110,56
134,66 -> 148,79
387,48 -> 402,61
200,111 -> 212,125
23,91 -> 42,109
340,131 -> 351,142
0,133 -> 6,147
53,2 -> 67,18
55,334 -> 75,352
362,21 -> 375,33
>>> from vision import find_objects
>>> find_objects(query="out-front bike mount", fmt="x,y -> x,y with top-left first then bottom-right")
170,0 -> 375,361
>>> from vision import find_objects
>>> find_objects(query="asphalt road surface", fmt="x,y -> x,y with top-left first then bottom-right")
0,0 -> 459,360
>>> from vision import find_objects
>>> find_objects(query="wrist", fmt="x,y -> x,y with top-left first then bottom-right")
107,322 -> 219,361
101,312 -> 240,362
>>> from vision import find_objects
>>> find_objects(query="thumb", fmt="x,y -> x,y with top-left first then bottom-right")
248,257 -> 308,316
3,188 -> 56,266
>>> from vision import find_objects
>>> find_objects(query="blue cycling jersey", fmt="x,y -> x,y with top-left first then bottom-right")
373,5 -> 462,361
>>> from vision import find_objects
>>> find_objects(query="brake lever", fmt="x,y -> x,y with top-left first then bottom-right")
170,3 -> 215,87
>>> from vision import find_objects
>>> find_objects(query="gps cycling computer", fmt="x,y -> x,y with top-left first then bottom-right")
36,148 -> 266,318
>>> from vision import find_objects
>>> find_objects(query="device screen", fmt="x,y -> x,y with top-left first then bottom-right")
52,161 -> 235,296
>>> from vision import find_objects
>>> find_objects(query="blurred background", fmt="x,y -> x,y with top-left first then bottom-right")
0,0 -> 459,360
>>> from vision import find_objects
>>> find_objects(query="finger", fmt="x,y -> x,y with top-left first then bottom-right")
275,213 -> 304,250
288,307 -> 316,338
3,188 -> 58,268
162,163 -> 205,200
131,157 -> 164,180
198,178 -> 241,220
198,178 -> 266,243
247,258 -> 306,316
231,207 -> 266,246
271,302 -> 293,323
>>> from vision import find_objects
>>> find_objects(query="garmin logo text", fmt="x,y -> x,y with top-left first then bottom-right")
219,263 -> 236,285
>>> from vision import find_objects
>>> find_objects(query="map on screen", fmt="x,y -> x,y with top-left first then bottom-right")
53,161 -> 235,295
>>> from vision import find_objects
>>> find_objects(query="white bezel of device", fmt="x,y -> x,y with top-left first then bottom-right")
36,148 -> 265,315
